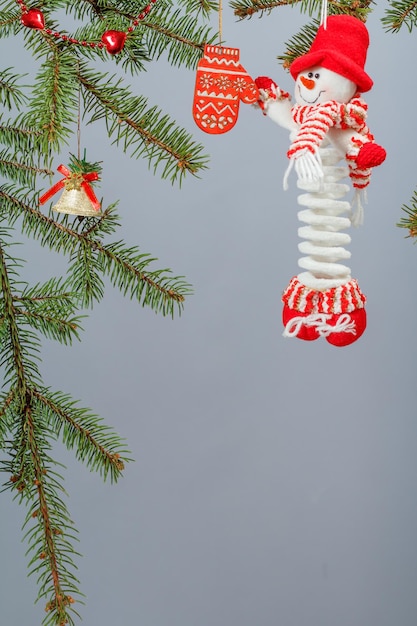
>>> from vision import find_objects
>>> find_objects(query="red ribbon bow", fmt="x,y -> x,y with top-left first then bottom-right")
39,164 -> 101,211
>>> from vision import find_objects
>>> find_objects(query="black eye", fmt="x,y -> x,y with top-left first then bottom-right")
314,73 -> 320,79
307,72 -> 313,78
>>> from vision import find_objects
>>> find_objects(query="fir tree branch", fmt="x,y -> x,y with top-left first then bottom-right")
180,0 -> 219,17
0,121 -> 43,155
71,0 -> 217,22
32,388 -> 129,483
0,387 -> 15,418
2,396 -> 82,626
142,4 -> 217,67
69,0 -> 110,19
381,0 -> 417,32
68,0 -> 142,21
92,238 -> 190,313
0,245 -> 47,393
0,150 -> 53,185
0,241 -> 29,403
66,231 -> 190,313
397,189 -> 417,237
0,388 -> 15,445
0,186 -> 79,254
232,0 -> 300,19
231,0 -> 372,20
277,19 -> 319,69
78,67 -> 209,182
0,68 -> 28,110
0,154 -> 52,176
144,16 -> 204,52
0,189 -> 190,315
23,46 -> 79,153
14,310 -> 82,345
21,403 -> 79,626
0,6 -> 21,36
76,204 -> 120,238
0,2 -> 218,621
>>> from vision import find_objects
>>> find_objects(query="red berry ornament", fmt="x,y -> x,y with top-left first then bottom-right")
101,30 -> 127,55
21,8 -> 45,30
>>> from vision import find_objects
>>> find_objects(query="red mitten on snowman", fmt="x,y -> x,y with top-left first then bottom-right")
255,15 -> 386,194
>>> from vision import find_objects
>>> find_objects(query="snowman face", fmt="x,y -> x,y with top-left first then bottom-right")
294,66 -> 357,105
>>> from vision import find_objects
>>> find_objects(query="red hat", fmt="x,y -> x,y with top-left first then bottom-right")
290,15 -> 373,93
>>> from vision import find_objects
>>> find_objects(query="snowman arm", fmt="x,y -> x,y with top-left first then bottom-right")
327,127 -> 357,157
288,102 -> 338,159
265,99 -> 297,131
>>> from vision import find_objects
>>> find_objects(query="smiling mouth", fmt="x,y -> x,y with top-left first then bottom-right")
298,85 -> 325,104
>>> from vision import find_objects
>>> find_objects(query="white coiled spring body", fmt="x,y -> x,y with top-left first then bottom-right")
281,140 -> 367,345
296,143 -> 353,291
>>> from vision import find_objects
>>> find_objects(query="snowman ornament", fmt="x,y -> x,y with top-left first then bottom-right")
255,15 -> 386,347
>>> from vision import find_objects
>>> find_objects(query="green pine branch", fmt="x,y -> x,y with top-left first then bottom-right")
0,1 -> 219,622
79,65 -> 209,182
0,231 -> 130,624
231,0 -> 300,20
0,235 -> 42,396
0,5 -> 21,38
0,149 -> 53,186
397,189 -> 417,237
0,118 -> 44,154
277,18 -> 319,69
181,0 -> 219,17
142,3 -> 217,69
2,402 -> 83,626
381,0 -> 417,32
0,67 -> 28,110
0,186 -> 191,313
13,278 -> 84,345
32,388 -> 130,482
23,47 -> 79,154
0,388 -> 15,444
231,0 -> 372,24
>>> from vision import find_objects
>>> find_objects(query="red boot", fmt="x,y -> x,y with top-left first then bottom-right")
325,309 -> 367,347
282,305 -> 320,341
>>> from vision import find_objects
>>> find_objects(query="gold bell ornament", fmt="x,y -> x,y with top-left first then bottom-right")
40,161 -> 102,217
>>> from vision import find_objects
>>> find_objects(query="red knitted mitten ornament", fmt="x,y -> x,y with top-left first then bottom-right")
193,45 -> 259,134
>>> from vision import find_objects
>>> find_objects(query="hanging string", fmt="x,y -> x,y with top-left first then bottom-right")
77,70 -> 81,161
218,0 -> 223,46
320,0 -> 328,28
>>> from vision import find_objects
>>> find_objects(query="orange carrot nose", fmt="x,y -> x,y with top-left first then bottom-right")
300,75 -> 315,90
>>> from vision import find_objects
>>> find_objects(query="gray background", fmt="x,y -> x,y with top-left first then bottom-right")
2,3 -> 417,625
